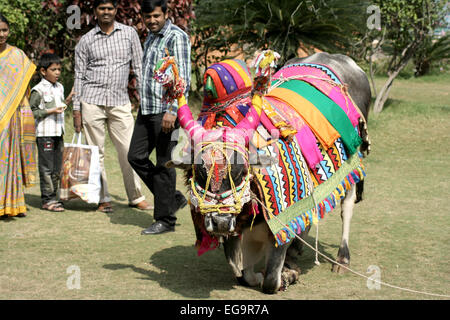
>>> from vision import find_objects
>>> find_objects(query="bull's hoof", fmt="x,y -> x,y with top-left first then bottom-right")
284,256 -> 302,274
237,272 -> 264,287
278,267 -> 299,292
262,285 -> 278,294
236,276 -> 251,287
331,258 -> 350,274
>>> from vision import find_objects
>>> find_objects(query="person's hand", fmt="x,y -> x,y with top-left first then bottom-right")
65,87 -> 75,105
48,106 -> 64,114
73,110 -> 82,133
131,102 -> 139,112
161,112 -> 176,134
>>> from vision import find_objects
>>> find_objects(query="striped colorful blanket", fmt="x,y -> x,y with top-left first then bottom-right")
199,61 -> 366,246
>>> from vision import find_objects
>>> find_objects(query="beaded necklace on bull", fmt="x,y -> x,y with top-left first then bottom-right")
190,141 -> 252,216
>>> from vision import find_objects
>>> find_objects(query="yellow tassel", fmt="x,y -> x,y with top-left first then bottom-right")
303,215 -> 310,228
312,209 -> 318,225
177,95 -> 187,107
251,94 -> 263,116
337,184 -> 344,197
344,178 -> 351,190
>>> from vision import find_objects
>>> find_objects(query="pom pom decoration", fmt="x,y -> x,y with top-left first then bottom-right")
250,50 -> 281,94
153,49 -> 187,106
250,49 -> 281,78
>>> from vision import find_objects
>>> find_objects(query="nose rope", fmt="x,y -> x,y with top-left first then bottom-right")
190,141 -> 252,215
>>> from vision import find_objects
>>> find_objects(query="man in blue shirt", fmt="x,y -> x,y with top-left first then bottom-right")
128,0 -> 190,235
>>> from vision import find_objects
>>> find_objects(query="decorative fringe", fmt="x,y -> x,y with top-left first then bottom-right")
273,165 -> 366,247
196,230 -> 220,256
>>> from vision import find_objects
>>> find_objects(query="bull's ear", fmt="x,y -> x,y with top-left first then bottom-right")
249,153 -> 278,169
165,159 -> 191,170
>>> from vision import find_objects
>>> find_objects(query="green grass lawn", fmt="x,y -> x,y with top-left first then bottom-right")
1,74 -> 449,300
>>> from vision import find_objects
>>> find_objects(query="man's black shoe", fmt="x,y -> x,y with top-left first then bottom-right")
175,190 -> 187,210
176,194 -> 188,211
141,221 -> 174,235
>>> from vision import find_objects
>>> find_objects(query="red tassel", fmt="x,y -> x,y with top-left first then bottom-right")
252,199 -> 260,215
197,230 -> 219,256
214,163 -> 219,184
348,174 -> 355,185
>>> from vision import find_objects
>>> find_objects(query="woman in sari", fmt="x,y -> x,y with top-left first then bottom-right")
0,14 -> 38,219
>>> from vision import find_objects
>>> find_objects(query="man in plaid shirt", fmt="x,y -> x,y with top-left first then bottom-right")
73,0 -> 152,213
128,0 -> 190,235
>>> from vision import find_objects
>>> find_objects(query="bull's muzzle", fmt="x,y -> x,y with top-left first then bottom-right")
205,212 -> 236,235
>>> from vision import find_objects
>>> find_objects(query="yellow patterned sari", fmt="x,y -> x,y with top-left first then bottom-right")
0,45 -> 37,216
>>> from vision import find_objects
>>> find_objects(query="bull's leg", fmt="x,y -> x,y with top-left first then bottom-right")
223,236 -> 243,278
262,244 -> 293,294
284,225 -> 311,274
224,231 -> 265,287
240,232 -> 266,287
332,184 -> 356,274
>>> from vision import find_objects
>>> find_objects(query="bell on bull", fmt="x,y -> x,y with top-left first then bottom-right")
157,50 -> 371,294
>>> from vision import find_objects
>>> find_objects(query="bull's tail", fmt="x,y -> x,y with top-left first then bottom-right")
355,180 -> 364,203
356,118 -> 369,204
359,118 -> 371,157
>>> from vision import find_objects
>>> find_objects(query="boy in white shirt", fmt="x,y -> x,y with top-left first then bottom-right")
30,53 -> 73,212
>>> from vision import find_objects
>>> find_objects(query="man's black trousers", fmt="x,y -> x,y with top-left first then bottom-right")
128,111 -> 185,227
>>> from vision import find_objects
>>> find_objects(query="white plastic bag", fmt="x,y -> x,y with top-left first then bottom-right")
60,132 -> 101,204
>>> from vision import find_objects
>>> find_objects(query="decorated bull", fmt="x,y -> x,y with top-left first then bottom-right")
154,51 -> 370,294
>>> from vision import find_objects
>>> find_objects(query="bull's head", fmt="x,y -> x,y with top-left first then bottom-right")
191,142 -> 250,235
167,125 -> 277,238
168,125 -> 257,237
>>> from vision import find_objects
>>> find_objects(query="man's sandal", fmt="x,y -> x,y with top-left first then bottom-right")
42,202 -> 65,212
97,202 -> 113,213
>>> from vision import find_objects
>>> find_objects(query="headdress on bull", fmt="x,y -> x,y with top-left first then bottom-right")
203,59 -> 252,105
200,59 -> 254,130
153,52 -> 294,218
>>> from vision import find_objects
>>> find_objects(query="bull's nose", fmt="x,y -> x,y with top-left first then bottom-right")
204,213 -> 236,234
213,213 -> 232,232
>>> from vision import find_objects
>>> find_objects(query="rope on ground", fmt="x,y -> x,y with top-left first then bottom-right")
252,197 -> 450,298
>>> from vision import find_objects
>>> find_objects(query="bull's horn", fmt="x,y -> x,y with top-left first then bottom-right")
178,93 -> 262,147
232,94 -> 263,144
177,95 -> 207,143
205,214 -> 214,232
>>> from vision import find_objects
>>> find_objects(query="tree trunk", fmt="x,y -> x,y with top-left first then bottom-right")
373,58 -> 409,113
373,73 -> 395,113
373,40 -> 419,113
369,54 -> 377,97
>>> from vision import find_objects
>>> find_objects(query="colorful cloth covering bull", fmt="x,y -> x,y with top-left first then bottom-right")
154,53 -> 366,249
